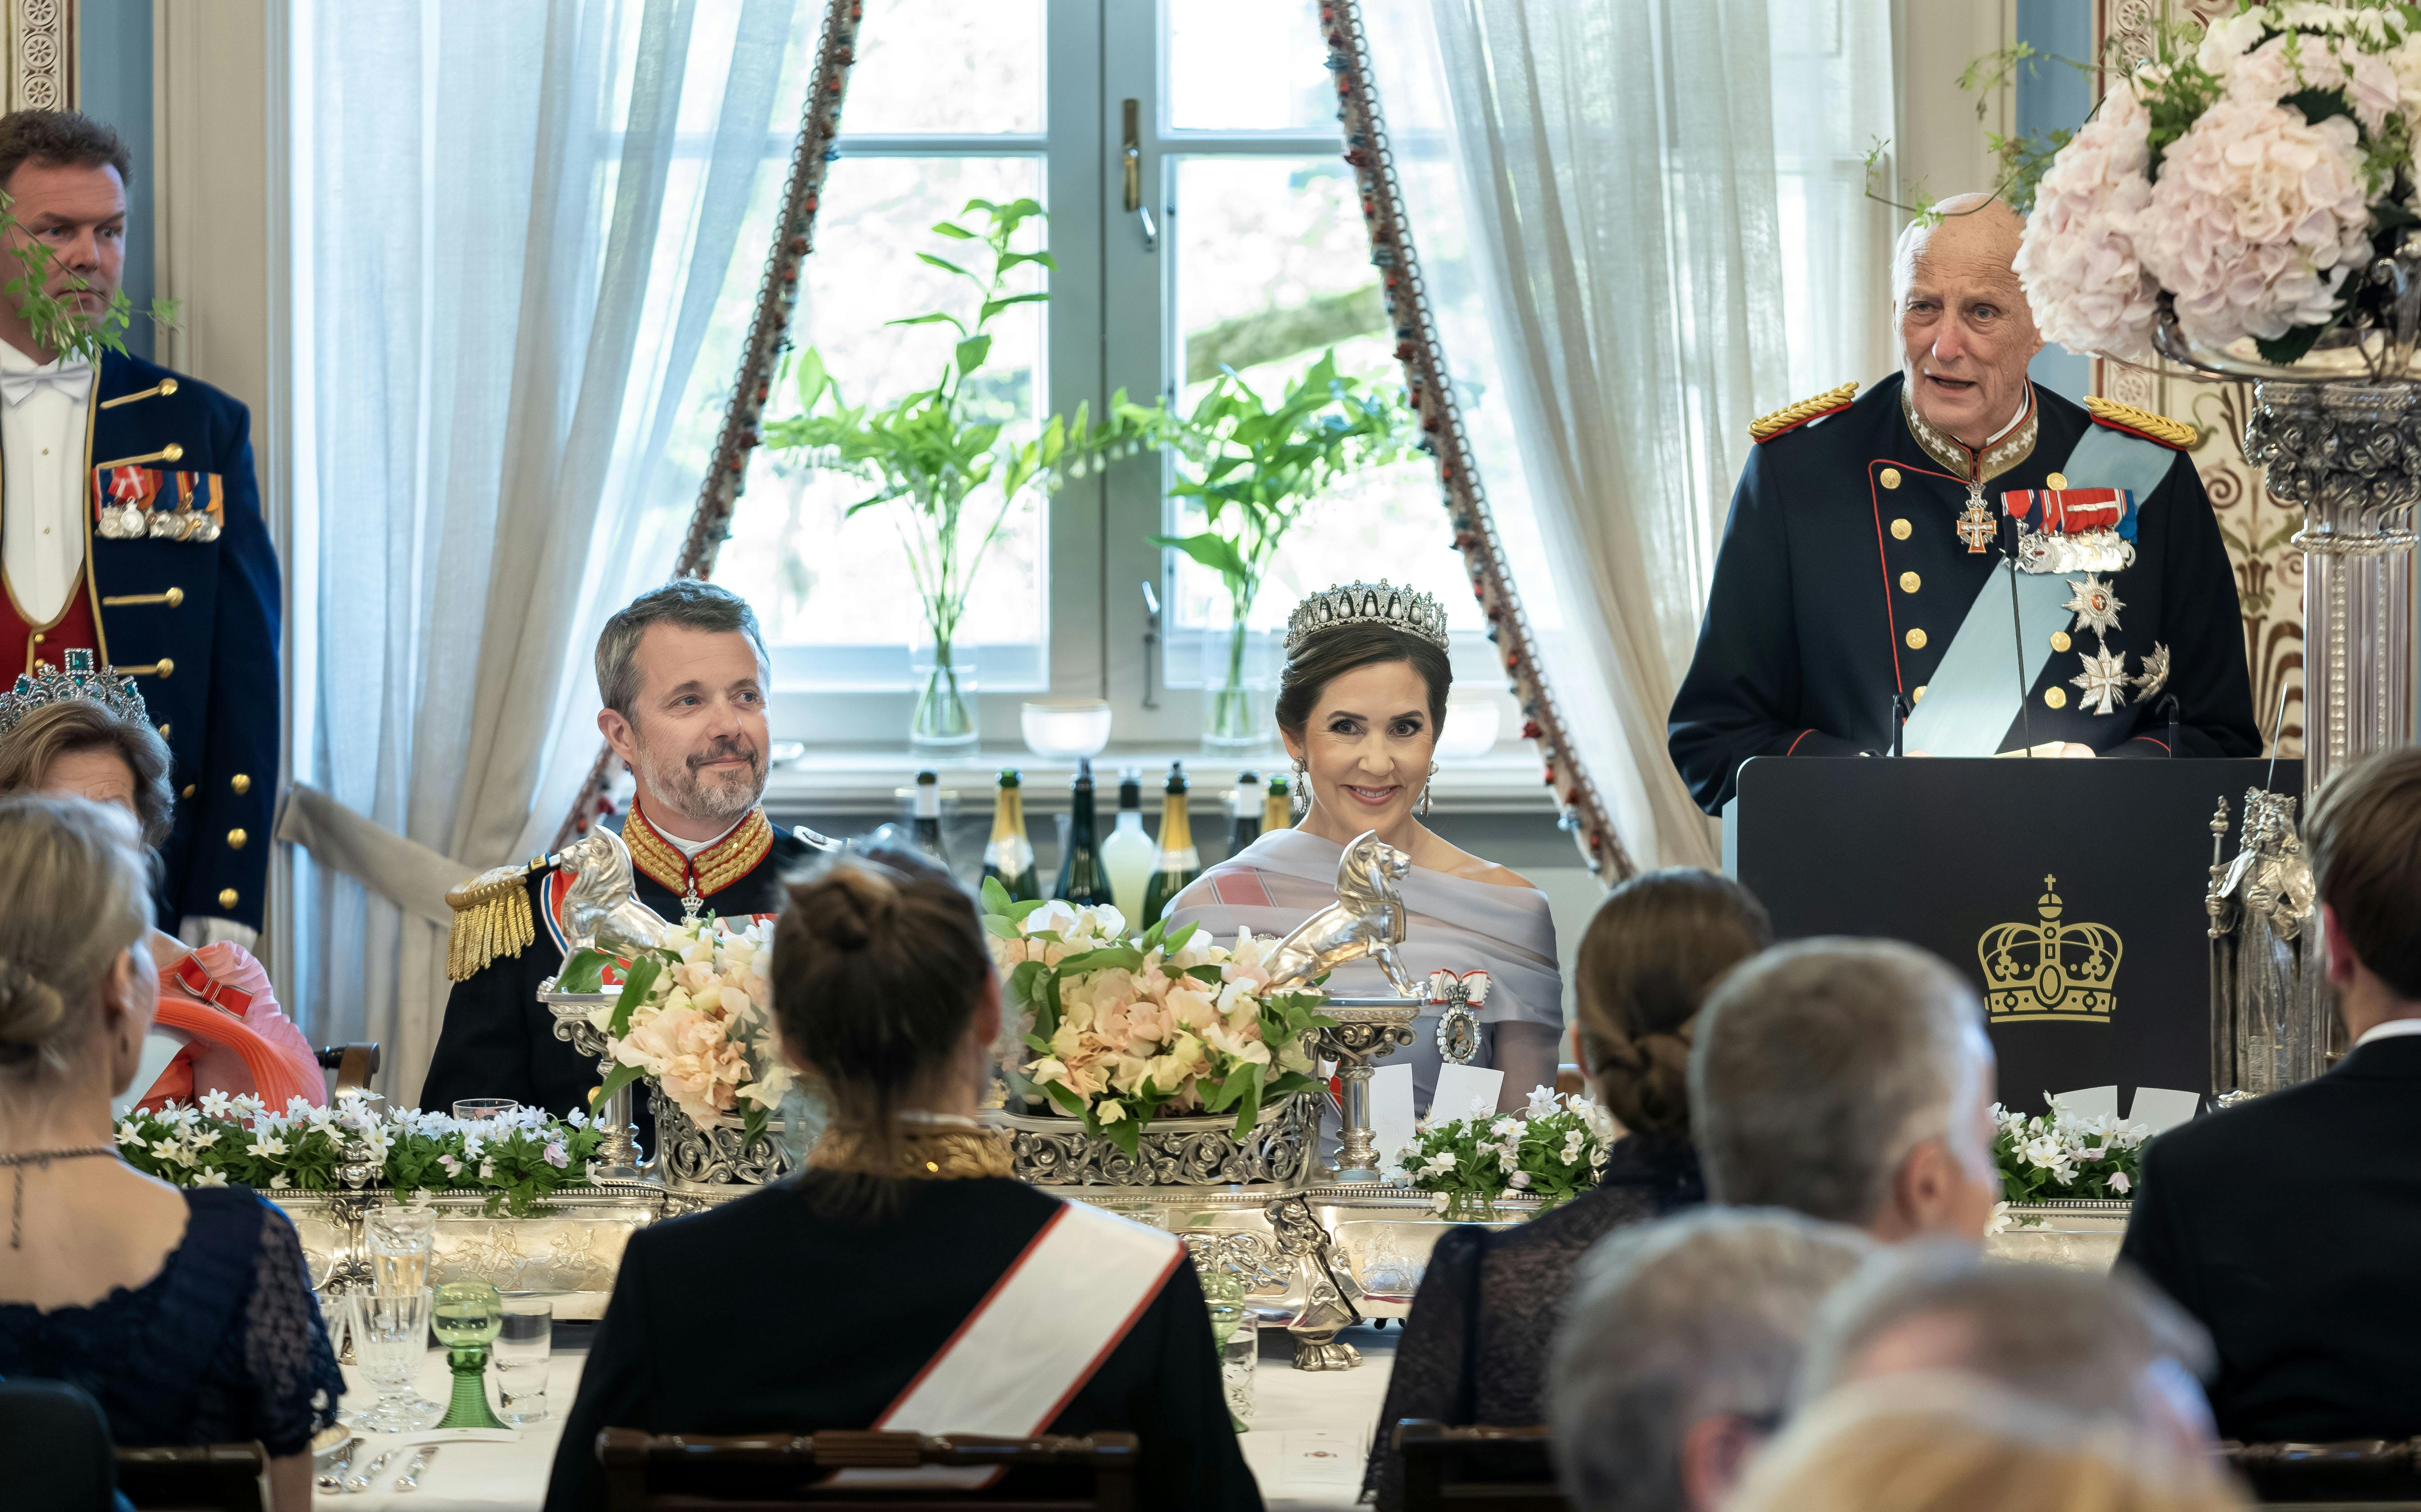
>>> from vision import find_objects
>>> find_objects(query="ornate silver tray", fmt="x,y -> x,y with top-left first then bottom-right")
652,1089 -> 796,1192
998,1090 -> 1320,1188
1988,1198 -> 2129,1273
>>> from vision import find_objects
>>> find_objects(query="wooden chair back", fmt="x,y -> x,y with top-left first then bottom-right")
1396,1422 -> 1567,1512
2226,1437 -> 2421,1506
114,1443 -> 267,1512
597,1428 -> 1140,1512
316,1042 -> 381,1092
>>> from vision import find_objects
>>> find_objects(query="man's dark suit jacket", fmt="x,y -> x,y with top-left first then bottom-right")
2120,1032 -> 2421,1442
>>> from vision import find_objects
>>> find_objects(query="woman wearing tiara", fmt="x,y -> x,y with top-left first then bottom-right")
0,657 -> 322,1111
1164,582 -> 1561,1116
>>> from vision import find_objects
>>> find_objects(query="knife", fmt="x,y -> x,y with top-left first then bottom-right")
394,1445 -> 439,1493
344,1449 -> 396,1492
314,1437 -> 365,1495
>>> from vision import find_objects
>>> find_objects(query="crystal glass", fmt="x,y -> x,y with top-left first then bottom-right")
365,1205 -> 437,1296
348,1289 -> 440,1432
1020,698 -> 1113,759
315,1286 -> 349,1361
1204,1282 -> 1257,1426
452,1098 -> 518,1122
494,1297 -> 553,1426
430,1281 -> 507,1430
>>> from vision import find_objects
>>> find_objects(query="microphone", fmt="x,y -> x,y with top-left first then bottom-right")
2002,509 -> 2032,754
2160,693 -> 2180,758
1892,691 -> 1910,757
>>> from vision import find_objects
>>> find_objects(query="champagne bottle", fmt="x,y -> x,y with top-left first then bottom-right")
982,769 -> 1040,901
1263,772 -> 1294,833
1141,763 -> 1203,925
1053,758 -> 1109,907
1229,771 -> 1263,856
1100,768 -> 1157,921
910,770 -> 951,871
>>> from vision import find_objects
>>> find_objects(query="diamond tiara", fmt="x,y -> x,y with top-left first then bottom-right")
0,650 -> 151,740
1283,580 -> 1450,656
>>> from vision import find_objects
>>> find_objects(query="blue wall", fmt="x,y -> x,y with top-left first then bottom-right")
2018,0 -> 2093,402
75,0 -> 154,361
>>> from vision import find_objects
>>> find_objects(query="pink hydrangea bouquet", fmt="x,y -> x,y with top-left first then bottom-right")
982,879 -> 1333,1155
2016,1 -> 2421,366
561,915 -> 792,1152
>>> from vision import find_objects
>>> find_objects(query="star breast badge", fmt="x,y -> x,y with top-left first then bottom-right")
2072,644 -> 2130,715
2131,641 -> 2171,700
2063,574 -> 2125,639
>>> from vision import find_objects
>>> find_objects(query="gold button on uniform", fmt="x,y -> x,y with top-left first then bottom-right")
1879,467 -> 1901,490
217,888 -> 239,910
1905,627 -> 1928,650
181,784 -> 196,799
158,724 -> 170,740
1913,685 -> 1928,704
226,828 -> 248,850
1891,518 -> 1912,541
153,658 -> 174,679
2046,471 -> 2069,491
164,586 -> 184,607
1899,572 -> 1921,594
2045,687 -> 2068,710
231,774 -> 252,795
162,442 -> 185,462
2050,631 -> 2071,652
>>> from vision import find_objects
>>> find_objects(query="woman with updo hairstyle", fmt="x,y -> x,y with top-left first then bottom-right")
547,850 -> 1262,1512
1362,868 -> 1770,1511
0,796 -> 339,1512
1166,582 -> 1563,1118
0,693 -> 323,1112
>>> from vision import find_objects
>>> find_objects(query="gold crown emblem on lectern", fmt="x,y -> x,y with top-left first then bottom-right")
1977,875 -> 2122,1023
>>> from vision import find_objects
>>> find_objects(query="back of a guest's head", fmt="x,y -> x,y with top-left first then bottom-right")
0,796 -> 154,1084
2305,747 -> 2421,1000
1690,938 -> 1996,1237
1573,869 -> 1770,1136
1728,1376 -> 2246,1512
771,850 -> 991,1138
1797,1246 -> 2216,1453
1549,1208 -> 1873,1512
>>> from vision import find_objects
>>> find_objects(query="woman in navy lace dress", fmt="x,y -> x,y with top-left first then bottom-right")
0,797 -> 339,1512
1363,868 -> 1773,1510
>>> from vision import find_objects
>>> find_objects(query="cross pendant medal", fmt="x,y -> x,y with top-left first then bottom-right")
1956,482 -> 1996,554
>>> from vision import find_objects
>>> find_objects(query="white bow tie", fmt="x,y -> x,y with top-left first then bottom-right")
0,363 -> 94,407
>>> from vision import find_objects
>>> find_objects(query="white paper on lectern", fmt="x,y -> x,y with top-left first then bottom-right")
2127,1087 -> 2202,1133
2051,1085 -> 2120,1121
1369,1064 -> 1417,1178
1431,1064 -> 1505,1121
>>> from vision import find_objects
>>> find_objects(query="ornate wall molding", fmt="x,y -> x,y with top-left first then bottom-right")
5,0 -> 77,113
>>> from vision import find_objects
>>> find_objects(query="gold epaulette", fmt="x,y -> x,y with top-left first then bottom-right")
2083,396 -> 2197,450
445,856 -> 552,982
1749,382 -> 1858,442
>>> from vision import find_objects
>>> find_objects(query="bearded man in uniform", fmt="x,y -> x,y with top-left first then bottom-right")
1668,194 -> 2260,814
420,580 -> 833,1116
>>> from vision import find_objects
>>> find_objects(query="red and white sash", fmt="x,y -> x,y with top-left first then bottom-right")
830,1200 -> 1188,1489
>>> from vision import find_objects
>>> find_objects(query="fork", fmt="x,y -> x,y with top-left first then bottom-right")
394,1445 -> 439,1493
344,1449 -> 396,1492
313,1437 -> 366,1495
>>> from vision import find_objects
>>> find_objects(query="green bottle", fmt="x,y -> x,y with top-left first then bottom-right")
1053,759 -> 1109,907
1141,763 -> 1203,925
982,770 -> 1041,901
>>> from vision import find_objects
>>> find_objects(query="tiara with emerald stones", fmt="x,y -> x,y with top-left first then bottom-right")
1283,581 -> 1450,657
0,649 -> 150,740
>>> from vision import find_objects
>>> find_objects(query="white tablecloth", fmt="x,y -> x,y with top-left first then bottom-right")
319,1325 -> 1398,1511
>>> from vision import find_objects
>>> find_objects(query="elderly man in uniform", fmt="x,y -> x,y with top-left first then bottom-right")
1668,194 -> 2259,814
420,581 -> 835,1117
0,110 -> 278,942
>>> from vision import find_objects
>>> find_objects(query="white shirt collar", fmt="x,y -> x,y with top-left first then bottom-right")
660,813 -> 745,859
2353,1016 -> 2421,1050
1983,384 -> 2033,448
0,337 -> 83,376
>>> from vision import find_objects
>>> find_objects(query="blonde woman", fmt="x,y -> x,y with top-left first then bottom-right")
0,796 -> 339,1512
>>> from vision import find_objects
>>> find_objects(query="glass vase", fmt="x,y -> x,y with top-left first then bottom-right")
909,635 -> 979,751
1201,619 -> 1276,752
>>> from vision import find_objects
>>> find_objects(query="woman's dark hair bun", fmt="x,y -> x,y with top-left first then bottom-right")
789,866 -> 899,952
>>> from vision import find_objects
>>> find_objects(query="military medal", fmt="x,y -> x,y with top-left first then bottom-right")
2063,575 -> 2125,638
1957,482 -> 1996,553
2071,645 -> 2129,715
2131,642 -> 2171,700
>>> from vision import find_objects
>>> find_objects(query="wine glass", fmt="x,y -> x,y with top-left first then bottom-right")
347,1289 -> 440,1432
431,1281 -> 507,1430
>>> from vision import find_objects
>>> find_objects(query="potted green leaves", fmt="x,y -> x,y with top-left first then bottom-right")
1150,351 -> 1415,749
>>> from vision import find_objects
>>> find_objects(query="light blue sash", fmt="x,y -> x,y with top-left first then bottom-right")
1897,425 -> 2176,757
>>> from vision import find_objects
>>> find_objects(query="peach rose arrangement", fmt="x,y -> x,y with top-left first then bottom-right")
562,915 -> 793,1153
2016,1 -> 2421,366
983,879 -> 1333,1155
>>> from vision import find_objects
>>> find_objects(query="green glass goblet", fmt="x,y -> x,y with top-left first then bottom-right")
430,1280 -> 507,1430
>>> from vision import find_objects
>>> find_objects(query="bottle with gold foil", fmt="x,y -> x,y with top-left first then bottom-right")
1052,759 -> 1109,907
981,770 -> 1040,901
1141,763 -> 1203,925
1229,770 -> 1262,857
1263,772 -> 1294,834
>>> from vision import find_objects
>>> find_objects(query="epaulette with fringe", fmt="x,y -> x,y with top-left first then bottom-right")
1749,382 -> 1858,443
446,855 -> 554,982
2084,395 -> 2197,451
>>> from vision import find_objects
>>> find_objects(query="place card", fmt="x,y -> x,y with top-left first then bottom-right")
1369,1065 -> 1416,1179
2050,1085 -> 2119,1121
2127,1087 -> 2201,1133
1430,1064 -> 1503,1122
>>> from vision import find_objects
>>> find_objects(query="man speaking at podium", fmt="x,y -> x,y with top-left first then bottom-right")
1668,194 -> 2260,814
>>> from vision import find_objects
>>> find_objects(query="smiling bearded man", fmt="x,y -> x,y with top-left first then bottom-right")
1666,193 -> 2259,814
419,581 -> 836,1118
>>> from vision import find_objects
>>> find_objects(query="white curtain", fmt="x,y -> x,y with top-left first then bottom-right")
283,0 -> 812,1098
1364,0 -> 1895,870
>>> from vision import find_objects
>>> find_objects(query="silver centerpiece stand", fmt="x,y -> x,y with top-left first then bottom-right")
540,988 -> 647,1182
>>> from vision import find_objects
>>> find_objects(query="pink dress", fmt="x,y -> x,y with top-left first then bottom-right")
140,942 -> 326,1111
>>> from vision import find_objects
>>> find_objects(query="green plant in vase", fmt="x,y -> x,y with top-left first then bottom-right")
1150,351 -> 1416,748
764,197 -> 1162,749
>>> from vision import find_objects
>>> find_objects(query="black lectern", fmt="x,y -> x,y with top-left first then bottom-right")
1727,757 -> 2300,1114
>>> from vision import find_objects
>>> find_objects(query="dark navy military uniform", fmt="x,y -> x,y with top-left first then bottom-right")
0,350 -> 280,931
1668,373 -> 2260,813
419,812 -> 824,1119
